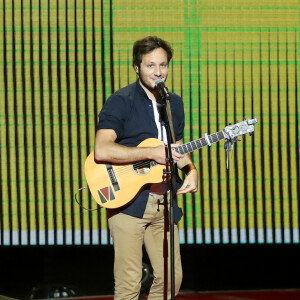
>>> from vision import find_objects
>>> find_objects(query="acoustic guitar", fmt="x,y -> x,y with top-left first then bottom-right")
85,119 -> 257,209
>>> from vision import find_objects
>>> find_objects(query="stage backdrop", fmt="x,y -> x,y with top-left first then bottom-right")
0,0 -> 299,246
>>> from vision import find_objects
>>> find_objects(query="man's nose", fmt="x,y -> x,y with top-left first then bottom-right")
154,66 -> 162,76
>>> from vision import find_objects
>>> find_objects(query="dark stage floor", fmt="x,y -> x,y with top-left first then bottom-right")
71,289 -> 300,300
175,290 -> 300,299
2,289 -> 300,300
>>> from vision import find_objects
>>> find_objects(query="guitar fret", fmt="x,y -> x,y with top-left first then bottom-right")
174,146 -> 183,154
182,144 -> 189,153
210,133 -> 218,143
195,140 -> 202,149
200,137 -> 207,147
174,130 -> 226,155
187,143 -> 193,152
217,131 -> 225,140
191,140 -> 197,150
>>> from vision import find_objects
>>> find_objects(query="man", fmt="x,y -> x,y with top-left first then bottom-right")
94,36 -> 198,299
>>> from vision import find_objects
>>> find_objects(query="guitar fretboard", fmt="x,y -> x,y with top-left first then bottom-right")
174,131 -> 226,154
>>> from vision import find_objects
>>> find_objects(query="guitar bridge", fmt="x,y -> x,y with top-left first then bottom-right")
106,164 -> 120,191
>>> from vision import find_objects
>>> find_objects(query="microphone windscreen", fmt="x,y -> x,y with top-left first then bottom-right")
155,78 -> 164,87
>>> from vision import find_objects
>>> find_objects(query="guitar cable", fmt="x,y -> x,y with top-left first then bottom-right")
74,186 -> 101,211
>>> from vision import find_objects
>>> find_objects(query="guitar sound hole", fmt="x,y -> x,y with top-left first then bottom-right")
133,161 -> 151,175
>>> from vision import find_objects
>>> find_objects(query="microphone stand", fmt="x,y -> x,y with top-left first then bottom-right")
157,87 -> 177,300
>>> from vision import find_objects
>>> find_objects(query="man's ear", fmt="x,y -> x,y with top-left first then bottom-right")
134,65 -> 139,75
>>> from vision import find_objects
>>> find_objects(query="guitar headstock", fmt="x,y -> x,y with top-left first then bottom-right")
223,118 -> 258,139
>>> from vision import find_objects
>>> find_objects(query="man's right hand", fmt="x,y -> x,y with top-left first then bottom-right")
151,144 -> 184,165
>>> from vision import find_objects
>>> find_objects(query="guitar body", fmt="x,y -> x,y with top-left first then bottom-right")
84,118 -> 258,209
85,138 -> 165,209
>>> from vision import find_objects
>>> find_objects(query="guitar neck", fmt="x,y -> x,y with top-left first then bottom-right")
174,130 -> 226,154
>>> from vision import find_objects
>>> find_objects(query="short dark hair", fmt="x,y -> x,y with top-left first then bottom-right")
132,36 -> 173,68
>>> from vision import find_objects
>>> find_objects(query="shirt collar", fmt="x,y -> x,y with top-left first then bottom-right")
136,80 -> 152,101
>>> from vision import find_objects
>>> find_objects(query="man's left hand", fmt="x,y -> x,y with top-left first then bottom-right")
177,169 -> 198,195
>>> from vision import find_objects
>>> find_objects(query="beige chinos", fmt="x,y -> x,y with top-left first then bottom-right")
108,193 -> 182,300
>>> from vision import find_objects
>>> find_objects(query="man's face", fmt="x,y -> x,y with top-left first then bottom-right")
134,47 -> 169,93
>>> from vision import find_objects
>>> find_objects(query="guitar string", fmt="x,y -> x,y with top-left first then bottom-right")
109,137 -> 223,177
112,161 -> 156,176
103,130 -> 245,178
106,135 -> 223,177
108,146 -> 182,176
109,139 -> 212,175
110,145 -> 185,176
112,150 -> 186,176
109,143 -> 202,177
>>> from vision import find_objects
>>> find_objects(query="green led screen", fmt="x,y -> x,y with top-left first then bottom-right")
0,0 -> 299,245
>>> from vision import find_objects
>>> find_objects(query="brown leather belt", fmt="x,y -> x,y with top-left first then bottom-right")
149,182 -> 170,195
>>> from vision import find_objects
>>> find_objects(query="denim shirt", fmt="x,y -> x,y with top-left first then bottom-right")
97,81 -> 184,222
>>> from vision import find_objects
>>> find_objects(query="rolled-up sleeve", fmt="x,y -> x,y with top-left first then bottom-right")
97,95 -> 129,140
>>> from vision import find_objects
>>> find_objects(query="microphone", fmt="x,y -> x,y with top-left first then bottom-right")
155,79 -> 170,99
